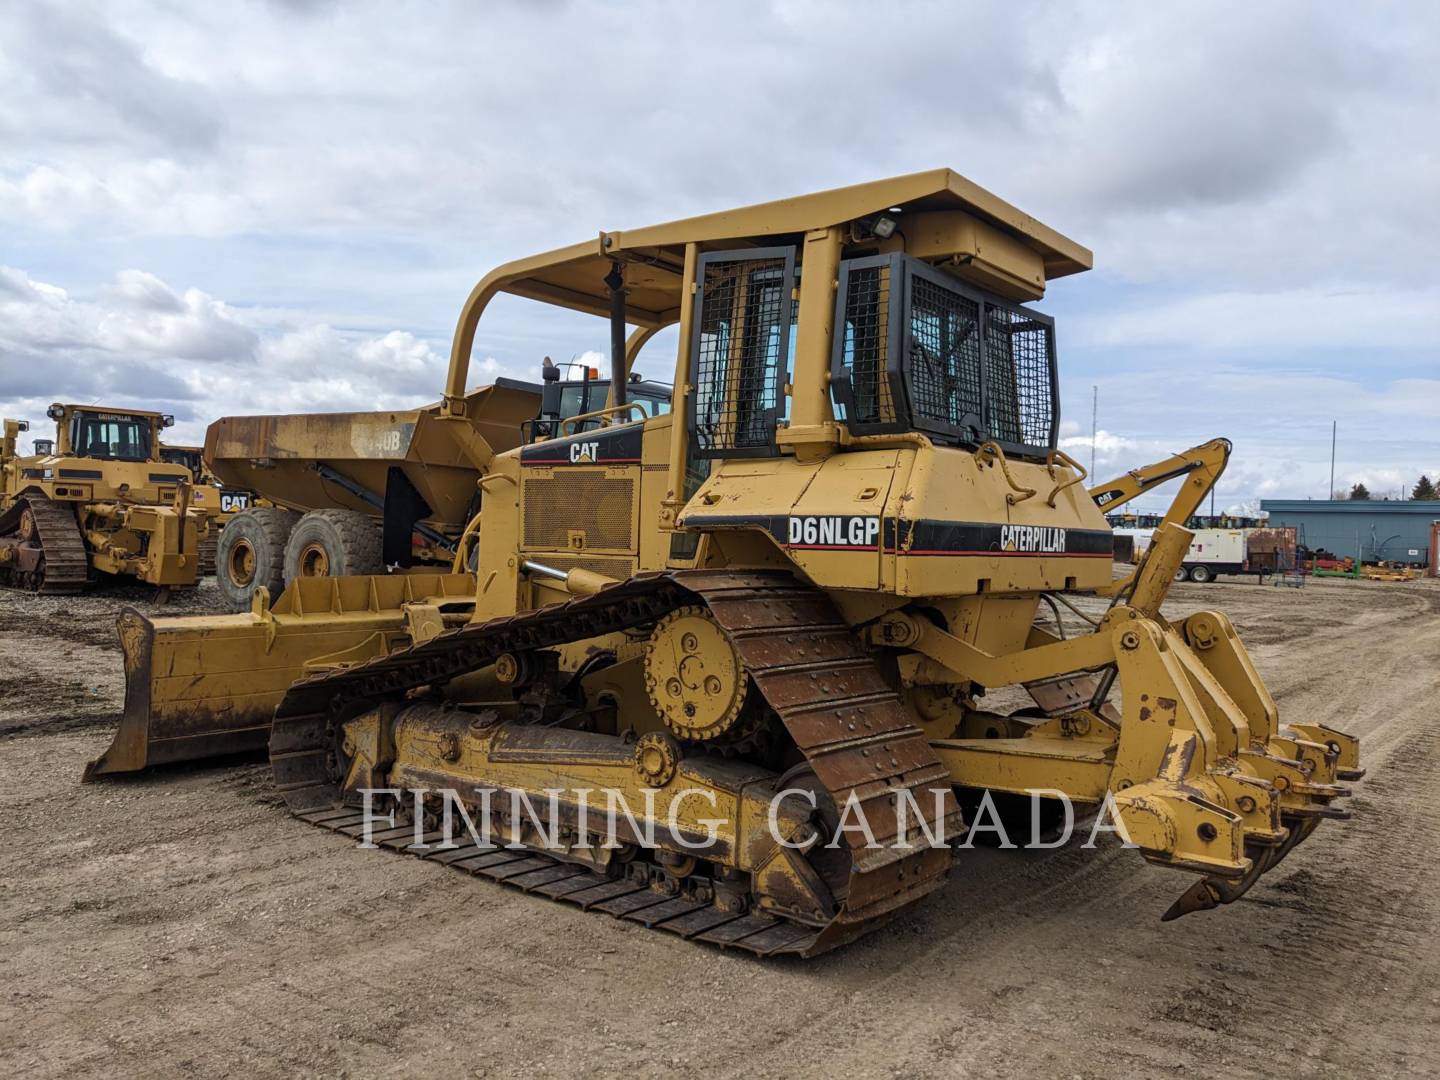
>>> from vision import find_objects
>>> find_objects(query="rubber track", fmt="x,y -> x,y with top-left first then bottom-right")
269,570 -> 961,957
0,496 -> 88,594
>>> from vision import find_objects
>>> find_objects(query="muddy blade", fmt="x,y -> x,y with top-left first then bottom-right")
83,607 -> 274,780
83,574 -> 479,781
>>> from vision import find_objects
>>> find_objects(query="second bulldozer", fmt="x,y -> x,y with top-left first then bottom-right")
90,169 -> 1360,957
1,405 -> 208,593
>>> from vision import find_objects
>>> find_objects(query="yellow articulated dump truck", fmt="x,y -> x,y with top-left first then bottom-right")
200,368 -> 671,609
1,405 -> 209,593
87,169 -> 1360,957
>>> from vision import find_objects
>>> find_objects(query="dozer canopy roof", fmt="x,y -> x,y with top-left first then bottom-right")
489,169 -> 1089,325
445,168 -> 1091,406
52,404 -> 170,421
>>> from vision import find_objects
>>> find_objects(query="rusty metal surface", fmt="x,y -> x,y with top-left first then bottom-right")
204,382 -> 542,527
268,569 -> 959,957
1245,526 -> 1298,572
0,495 -> 87,594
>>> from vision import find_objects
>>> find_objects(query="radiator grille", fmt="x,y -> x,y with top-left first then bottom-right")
522,473 -> 635,551
691,249 -> 794,458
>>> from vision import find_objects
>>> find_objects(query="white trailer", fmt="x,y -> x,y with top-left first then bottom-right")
1112,525 -> 1296,583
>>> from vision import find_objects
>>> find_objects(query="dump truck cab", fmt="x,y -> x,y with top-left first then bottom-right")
159,444 -> 205,479
530,363 -> 672,440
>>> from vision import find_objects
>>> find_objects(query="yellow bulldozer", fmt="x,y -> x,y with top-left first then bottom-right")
85,169 -> 1360,956
0,404 -> 209,593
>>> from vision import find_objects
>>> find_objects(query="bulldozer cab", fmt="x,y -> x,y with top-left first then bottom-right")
443,169 -> 1086,458
49,404 -> 176,466
442,168 -> 1097,612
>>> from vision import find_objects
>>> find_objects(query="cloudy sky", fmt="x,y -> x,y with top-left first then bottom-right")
2,1 -> 1436,512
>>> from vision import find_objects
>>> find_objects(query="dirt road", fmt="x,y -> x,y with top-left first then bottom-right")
2,576 -> 1437,1078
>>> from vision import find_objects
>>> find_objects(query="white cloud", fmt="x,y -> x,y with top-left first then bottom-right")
0,1 -> 1436,507
0,266 -> 531,451
1058,428 -> 1140,460
1070,287 -> 1440,351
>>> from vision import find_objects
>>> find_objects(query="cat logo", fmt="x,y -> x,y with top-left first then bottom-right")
569,440 -> 601,463
1000,524 -> 1067,553
220,492 -> 251,513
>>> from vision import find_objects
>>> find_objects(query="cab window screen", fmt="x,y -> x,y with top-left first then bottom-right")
835,261 -> 897,426
907,273 -> 983,436
689,247 -> 795,459
984,304 -> 1056,448
830,252 -> 1058,456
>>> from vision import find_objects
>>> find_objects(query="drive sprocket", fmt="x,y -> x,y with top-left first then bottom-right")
643,606 -> 747,742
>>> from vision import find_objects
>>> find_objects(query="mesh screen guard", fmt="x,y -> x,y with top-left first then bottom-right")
832,252 -> 1058,456
688,247 -> 796,459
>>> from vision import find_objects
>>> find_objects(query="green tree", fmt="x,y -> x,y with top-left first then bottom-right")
1349,482 -> 1371,501
1412,475 -> 1437,500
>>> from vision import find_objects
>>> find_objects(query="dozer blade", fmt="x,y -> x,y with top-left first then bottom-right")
83,573 -> 476,780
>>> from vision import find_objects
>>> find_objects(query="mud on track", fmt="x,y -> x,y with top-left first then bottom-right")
1,575 -> 1438,1078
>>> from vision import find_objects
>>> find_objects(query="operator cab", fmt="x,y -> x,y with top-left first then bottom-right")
47,404 -> 175,463
689,244 -> 1059,465
160,446 -> 205,476
528,360 -> 671,440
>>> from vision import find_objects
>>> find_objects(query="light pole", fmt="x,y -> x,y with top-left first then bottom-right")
1329,420 -> 1336,499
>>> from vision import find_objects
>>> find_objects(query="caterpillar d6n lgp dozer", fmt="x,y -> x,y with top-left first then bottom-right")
88,169 -> 1360,956
1,405 -> 209,593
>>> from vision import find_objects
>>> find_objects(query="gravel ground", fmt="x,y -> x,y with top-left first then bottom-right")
1,573 -> 1438,1078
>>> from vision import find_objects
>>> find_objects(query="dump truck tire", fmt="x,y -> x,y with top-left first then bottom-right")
217,507 -> 299,610
282,509 -> 383,584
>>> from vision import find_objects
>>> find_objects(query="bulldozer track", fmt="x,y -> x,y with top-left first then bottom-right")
270,570 -> 960,957
197,527 -> 219,577
0,496 -> 88,594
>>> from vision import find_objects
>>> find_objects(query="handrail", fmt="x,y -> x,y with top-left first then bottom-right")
558,401 -> 650,436
1045,448 -> 1088,508
974,441 -> 1036,505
